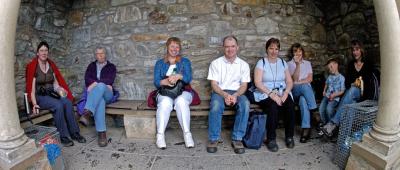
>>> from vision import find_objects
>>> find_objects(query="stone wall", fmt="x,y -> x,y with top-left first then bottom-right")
63,0 -> 327,101
320,0 -> 380,70
15,0 -> 380,109
15,0 -> 72,109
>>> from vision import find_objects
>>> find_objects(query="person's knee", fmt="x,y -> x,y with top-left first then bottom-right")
237,95 -> 250,108
96,83 -> 107,91
53,102 -> 64,112
157,99 -> 173,110
210,99 -> 224,114
175,96 -> 189,107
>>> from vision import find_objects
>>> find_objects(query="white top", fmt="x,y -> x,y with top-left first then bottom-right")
287,59 -> 313,82
207,56 -> 250,91
253,57 -> 291,102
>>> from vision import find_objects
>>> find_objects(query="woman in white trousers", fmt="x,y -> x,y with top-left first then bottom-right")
153,37 -> 195,149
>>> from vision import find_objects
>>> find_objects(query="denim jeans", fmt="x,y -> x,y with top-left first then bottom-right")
84,83 -> 113,132
319,97 -> 339,124
37,95 -> 80,138
208,90 -> 250,141
292,84 -> 317,128
331,86 -> 361,124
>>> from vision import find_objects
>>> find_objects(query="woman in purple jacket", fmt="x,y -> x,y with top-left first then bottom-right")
81,46 -> 116,147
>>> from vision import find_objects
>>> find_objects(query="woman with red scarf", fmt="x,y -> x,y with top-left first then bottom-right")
26,41 -> 86,147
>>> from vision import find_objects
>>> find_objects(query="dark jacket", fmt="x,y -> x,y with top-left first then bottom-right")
345,60 -> 375,101
84,61 -> 116,88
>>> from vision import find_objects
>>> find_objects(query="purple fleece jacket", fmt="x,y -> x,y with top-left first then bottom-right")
84,60 -> 117,87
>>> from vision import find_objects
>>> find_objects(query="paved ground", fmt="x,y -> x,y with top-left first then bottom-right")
59,124 -> 340,170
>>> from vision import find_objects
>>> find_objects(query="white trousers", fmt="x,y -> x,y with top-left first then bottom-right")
156,91 -> 193,134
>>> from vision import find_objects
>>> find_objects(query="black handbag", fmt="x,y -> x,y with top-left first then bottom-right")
158,80 -> 185,99
37,87 -> 61,99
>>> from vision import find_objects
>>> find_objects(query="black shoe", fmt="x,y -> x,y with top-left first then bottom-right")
300,128 -> 310,143
61,137 -> 74,147
206,140 -> 218,153
266,140 -> 279,152
231,140 -> 245,154
316,122 -> 324,131
71,133 -> 87,143
285,137 -> 295,148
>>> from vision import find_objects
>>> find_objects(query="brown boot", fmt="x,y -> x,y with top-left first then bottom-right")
98,131 -> 107,147
79,109 -> 92,127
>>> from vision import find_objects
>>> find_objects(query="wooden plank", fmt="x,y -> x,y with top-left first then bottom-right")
20,114 -> 53,129
106,100 -> 143,110
106,108 -> 236,116
106,100 -> 260,116
136,100 -> 260,111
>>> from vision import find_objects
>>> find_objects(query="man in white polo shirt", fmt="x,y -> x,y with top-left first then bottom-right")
206,35 -> 250,154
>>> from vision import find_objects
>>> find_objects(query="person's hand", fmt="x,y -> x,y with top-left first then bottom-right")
57,87 -> 68,97
280,91 -> 289,103
269,93 -> 282,106
88,82 -> 98,92
329,93 -> 335,101
224,94 -> 237,106
294,55 -> 301,63
228,94 -> 237,106
32,104 -> 40,115
167,74 -> 181,85
322,91 -> 326,98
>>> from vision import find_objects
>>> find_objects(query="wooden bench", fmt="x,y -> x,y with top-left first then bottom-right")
106,100 -> 261,139
19,110 -> 53,129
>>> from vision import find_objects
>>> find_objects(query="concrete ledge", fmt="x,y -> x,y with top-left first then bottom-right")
124,114 -> 156,139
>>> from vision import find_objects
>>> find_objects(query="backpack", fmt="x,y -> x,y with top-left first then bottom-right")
243,111 -> 267,149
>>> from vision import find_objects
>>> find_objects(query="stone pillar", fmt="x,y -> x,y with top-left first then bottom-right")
346,0 -> 400,169
0,0 -> 49,169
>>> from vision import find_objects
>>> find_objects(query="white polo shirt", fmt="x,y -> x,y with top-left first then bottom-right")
287,59 -> 313,81
207,56 -> 250,91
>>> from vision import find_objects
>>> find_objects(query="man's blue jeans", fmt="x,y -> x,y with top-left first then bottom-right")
292,84 -> 317,128
208,90 -> 250,141
331,86 -> 361,124
84,83 -> 113,132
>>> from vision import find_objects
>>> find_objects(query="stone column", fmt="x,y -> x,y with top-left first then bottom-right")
0,0 -> 49,169
369,0 -> 400,143
346,0 -> 400,169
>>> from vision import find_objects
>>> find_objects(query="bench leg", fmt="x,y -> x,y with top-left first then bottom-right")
124,115 -> 156,139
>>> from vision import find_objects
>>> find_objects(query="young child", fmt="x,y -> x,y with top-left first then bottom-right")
318,58 -> 345,137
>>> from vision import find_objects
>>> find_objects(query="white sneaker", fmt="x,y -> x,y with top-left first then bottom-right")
183,132 -> 194,148
156,133 -> 166,149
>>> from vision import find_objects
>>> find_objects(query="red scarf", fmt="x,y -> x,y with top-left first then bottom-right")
26,57 -> 73,102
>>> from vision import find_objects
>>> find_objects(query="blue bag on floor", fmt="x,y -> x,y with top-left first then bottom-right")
243,111 -> 267,149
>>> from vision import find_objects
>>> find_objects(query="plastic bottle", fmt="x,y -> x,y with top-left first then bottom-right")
172,68 -> 177,75
278,83 -> 283,96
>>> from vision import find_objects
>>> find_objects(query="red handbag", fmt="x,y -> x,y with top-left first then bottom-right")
147,85 -> 201,108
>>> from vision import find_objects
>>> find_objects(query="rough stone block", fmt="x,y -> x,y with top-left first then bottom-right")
114,5 -> 141,23
188,0 -> 216,14
124,115 -> 156,139
111,0 -> 139,6
69,11 -> 84,26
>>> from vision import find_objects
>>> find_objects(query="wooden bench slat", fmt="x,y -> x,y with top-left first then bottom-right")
106,100 -> 143,110
106,100 -> 261,116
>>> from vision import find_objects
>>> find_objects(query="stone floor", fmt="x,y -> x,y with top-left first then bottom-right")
59,124 -> 340,170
